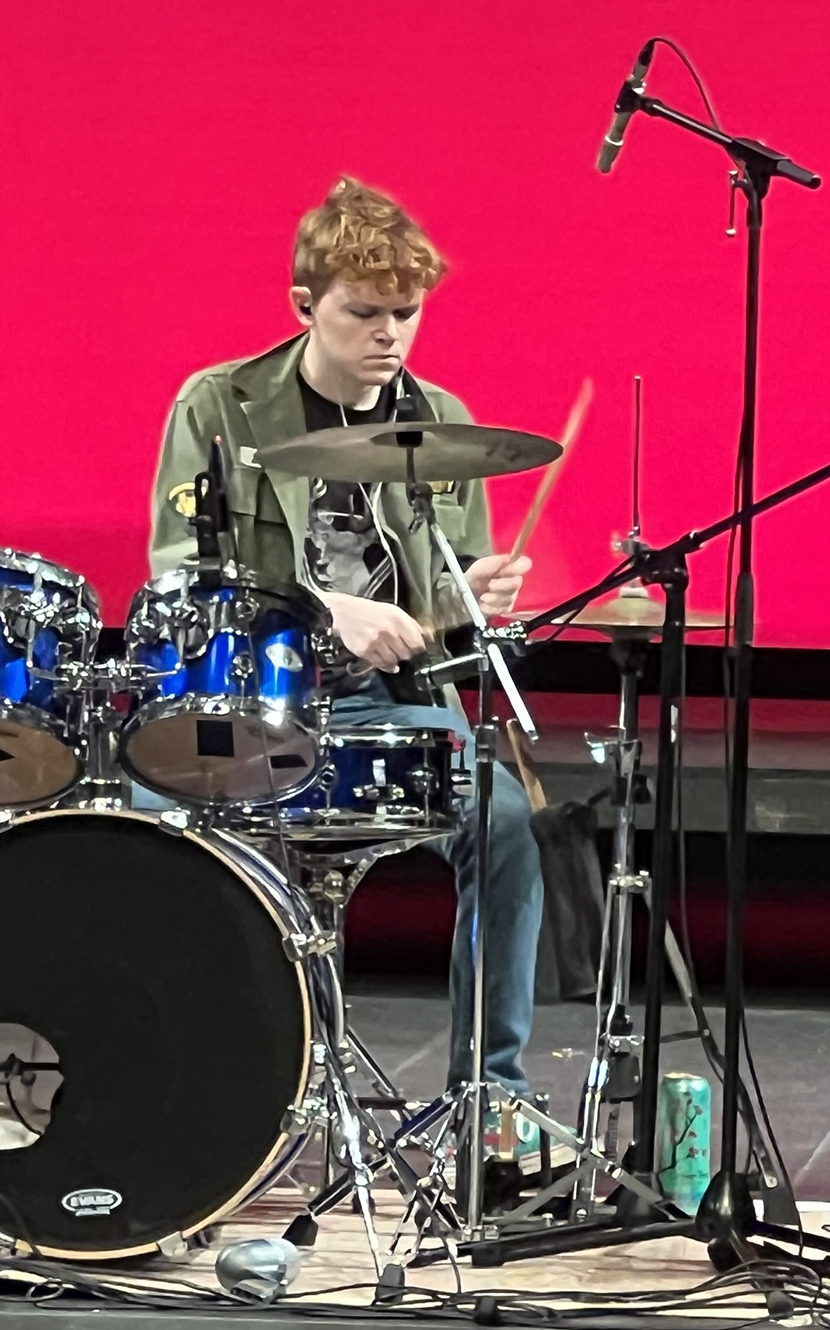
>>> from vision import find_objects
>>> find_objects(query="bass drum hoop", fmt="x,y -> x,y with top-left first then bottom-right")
0,808 -> 314,1261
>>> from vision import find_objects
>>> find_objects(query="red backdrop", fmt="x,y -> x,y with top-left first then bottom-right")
2,0 -> 829,642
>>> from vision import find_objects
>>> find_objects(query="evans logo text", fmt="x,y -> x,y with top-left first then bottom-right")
61,1189 -> 123,1217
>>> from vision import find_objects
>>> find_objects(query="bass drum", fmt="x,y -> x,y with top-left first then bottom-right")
0,809 -> 320,1259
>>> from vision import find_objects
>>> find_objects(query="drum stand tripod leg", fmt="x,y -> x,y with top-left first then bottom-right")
327,1065 -> 384,1276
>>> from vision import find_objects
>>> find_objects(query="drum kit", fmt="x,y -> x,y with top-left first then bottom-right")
0,391 -> 814,1276
0,415 -> 573,1267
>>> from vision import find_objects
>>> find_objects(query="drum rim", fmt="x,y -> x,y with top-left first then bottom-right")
0,703 -> 83,808
131,567 -> 327,624
117,696 -> 323,807
262,807 -> 462,839
0,806 -> 314,1260
0,549 -> 101,616
326,725 -> 460,751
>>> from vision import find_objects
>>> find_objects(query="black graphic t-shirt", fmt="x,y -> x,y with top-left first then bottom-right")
298,371 -> 398,604
298,370 -> 401,692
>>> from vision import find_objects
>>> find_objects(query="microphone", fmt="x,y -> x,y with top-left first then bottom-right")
215,1237 -> 302,1302
597,40 -> 656,174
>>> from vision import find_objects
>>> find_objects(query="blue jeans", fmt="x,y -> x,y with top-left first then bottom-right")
333,680 -> 544,1095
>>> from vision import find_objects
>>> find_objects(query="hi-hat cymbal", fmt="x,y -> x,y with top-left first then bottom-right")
256,422 -> 562,483
515,593 -> 724,638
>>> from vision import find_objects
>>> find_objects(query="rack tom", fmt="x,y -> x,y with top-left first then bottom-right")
0,551 -> 99,807
119,570 -> 326,806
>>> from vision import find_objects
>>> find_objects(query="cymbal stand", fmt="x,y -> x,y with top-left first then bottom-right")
405,454 -> 538,1235
576,632 -> 650,1215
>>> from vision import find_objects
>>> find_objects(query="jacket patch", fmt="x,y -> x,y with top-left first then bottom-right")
168,482 -> 196,519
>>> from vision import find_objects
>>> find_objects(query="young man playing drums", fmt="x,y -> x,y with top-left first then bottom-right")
150,178 -> 544,1141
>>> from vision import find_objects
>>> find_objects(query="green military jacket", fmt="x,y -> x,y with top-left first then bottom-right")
150,333 -> 492,640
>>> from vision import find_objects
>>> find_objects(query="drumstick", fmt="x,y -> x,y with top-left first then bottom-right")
509,377 -> 593,561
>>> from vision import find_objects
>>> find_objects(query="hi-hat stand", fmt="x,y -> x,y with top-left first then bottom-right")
573,371 -> 793,1230
574,621 -> 794,1229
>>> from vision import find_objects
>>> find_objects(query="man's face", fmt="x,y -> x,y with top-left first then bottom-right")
296,277 -> 424,386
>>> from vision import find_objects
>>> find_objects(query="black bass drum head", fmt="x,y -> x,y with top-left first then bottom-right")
0,810 -> 311,1258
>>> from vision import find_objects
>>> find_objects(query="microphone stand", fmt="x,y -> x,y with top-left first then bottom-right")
611,82 -> 820,1262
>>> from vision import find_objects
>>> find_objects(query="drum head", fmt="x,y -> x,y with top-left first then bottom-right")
0,811 -> 310,1257
121,705 -> 319,805
0,716 -> 80,808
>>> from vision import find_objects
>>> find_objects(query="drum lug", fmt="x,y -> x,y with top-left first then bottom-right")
283,930 -> 337,962
451,769 -> 474,798
353,784 -> 405,803
0,810 -> 17,833
410,765 -> 438,796
156,1232 -> 188,1258
229,651 -> 255,683
159,810 -> 192,835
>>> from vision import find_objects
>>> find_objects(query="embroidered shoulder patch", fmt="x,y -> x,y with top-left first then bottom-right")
168,482 -> 196,519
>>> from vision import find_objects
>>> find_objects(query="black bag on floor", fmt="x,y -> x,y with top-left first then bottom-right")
530,801 -> 605,1004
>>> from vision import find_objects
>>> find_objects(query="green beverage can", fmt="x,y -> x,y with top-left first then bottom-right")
656,1072 -> 711,1213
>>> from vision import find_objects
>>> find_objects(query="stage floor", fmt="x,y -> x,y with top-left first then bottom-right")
3,982 -> 830,1321
156,981 -> 830,1313
150,1186 -> 830,1315
344,980 -> 830,1199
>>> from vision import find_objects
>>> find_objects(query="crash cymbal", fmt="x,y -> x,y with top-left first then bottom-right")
515,592 -> 724,637
256,422 -> 562,483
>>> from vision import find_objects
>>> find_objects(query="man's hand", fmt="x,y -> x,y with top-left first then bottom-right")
464,554 -> 532,617
323,592 -> 427,673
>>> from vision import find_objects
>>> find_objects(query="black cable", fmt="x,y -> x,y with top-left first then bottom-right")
740,1000 -> 805,1257
0,1193 -> 42,1261
4,1085 -> 42,1138
649,37 -> 723,131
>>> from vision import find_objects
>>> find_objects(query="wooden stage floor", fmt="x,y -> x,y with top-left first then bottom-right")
143,1182 -> 830,1320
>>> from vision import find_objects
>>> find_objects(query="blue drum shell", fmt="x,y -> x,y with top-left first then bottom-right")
135,611 -> 316,711
0,625 -> 61,713
274,728 -> 460,832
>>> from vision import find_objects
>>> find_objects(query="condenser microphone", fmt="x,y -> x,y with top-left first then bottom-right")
597,40 -> 656,174
215,1237 -> 302,1302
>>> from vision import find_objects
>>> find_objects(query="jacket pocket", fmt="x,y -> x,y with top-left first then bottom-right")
227,465 -> 259,516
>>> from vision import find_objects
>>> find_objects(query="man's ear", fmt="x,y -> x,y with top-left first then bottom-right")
290,286 -> 314,326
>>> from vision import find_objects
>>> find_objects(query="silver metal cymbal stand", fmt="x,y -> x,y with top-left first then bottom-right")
405,469 -> 539,1234
575,631 -> 653,1213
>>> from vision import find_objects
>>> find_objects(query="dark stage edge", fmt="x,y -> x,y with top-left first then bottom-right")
492,694 -> 830,835
0,1303 -> 770,1329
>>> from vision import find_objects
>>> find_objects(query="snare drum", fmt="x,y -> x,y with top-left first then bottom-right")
119,570 -> 326,806
0,551 -> 99,808
265,725 -> 465,839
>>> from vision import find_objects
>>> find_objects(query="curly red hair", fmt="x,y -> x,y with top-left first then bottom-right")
293,177 -> 446,301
